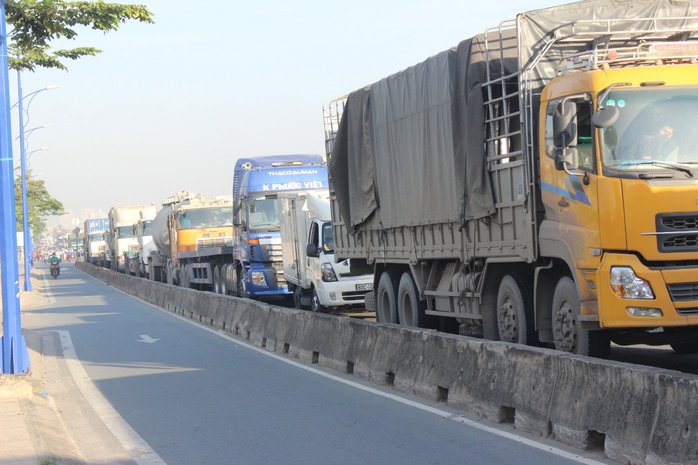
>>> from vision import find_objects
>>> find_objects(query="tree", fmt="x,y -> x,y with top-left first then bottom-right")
6,0 -> 155,72
14,169 -> 65,240
5,1 -> 154,238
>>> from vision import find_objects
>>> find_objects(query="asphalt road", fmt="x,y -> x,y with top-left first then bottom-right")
23,262 -> 617,465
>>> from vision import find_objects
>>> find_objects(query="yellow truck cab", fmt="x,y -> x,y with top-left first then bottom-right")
541,40 -> 698,353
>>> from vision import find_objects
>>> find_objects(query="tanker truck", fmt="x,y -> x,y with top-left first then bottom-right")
107,204 -> 157,273
149,191 -> 234,290
324,0 -> 698,357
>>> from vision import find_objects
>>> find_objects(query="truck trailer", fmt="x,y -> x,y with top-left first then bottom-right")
324,0 -> 698,357
222,155 -> 327,300
279,190 -> 374,312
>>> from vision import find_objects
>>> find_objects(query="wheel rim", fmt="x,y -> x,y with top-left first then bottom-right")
498,295 -> 519,343
311,289 -> 322,312
554,299 -> 578,353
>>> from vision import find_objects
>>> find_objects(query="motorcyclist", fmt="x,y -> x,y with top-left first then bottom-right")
48,252 -> 61,275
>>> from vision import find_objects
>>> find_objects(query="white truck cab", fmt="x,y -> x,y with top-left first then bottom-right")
280,190 -> 373,312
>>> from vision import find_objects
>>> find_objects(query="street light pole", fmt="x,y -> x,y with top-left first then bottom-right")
0,0 -> 29,374
16,72 -> 57,292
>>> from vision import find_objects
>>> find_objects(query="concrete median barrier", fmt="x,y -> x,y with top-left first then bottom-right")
76,261 -> 698,465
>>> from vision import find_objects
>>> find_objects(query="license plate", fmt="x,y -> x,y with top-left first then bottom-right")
356,283 -> 373,291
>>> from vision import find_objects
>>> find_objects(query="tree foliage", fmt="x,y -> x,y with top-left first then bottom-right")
15,169 -> 65,239
6,0 -> 154,71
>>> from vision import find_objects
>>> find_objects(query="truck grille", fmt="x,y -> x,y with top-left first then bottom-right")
197,236 -> 233,250
667,282 -> 698,302
656,213 -> 698,252
249,242 -> 283,262
342,290 -> 370,301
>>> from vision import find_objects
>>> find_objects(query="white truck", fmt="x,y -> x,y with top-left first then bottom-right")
131,214 -> 156,278
279,190 -> 373,312
107,204 -> 157,273
85,230 -> 107,266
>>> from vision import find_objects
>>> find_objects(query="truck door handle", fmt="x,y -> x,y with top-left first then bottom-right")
558,198 -> 569,207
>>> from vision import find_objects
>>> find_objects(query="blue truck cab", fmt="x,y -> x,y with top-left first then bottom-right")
224,154 -> 327,299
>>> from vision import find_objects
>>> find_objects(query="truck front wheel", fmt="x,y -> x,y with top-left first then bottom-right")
551,276 -> 610,358
310,287 -> 327,313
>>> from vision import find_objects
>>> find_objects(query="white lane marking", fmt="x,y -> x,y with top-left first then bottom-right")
54,330 -> 167,465
138,335 -> 161,344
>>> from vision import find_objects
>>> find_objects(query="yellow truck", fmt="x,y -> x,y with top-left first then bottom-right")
149,192 -> 234,290
324,0 -> 698,357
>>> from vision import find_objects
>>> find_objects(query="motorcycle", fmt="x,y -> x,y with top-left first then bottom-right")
50,262 -> 60,279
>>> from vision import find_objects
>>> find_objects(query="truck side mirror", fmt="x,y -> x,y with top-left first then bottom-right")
306,243 -> 320,258
591,105 -> 619,128
554,147 -> 579,173
553,100 -> 578,148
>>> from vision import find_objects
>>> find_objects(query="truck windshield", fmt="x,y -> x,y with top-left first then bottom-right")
248,198 -> 279,232
142,220 -> 153,236
89,232 -> 103,241
178,207 -> 233,230
117,226 -> 135,239
599,87 -> 698,170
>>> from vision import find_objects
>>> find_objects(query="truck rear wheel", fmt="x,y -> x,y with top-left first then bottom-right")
376,271 -> 399,324
496,275 -> 534,344
552,276 -> 610,358
397,272 -> 424,327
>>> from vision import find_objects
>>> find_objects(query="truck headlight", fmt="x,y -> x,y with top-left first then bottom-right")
251,271 -> 268,287
321,262 -> 338,282
610,266 -> 654,299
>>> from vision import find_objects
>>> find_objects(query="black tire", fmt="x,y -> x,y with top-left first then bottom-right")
292,285 -> 307,310
181,266 -> 190,288
496,275 -> 535,344
310,287 -> 328,313
376,271 -> 399,324
236,268 -> 247,298
397,272 -> 424,327
364,290 -> 376,313
552,276 -> 610,358
213,266 -> 221,294
670,343 -> 698,354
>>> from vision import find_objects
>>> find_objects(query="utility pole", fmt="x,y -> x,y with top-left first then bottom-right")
0,0 -> 30,374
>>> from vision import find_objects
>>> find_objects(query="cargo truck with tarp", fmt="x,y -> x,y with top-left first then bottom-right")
324,0 -> 698,357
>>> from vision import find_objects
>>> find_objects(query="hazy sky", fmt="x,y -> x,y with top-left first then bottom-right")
10,0 -> 569,229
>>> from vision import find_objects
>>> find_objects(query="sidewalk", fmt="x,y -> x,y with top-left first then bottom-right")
0,263 -> 136,465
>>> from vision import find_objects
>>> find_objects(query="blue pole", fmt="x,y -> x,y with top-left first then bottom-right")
17,70 -> 32,292
0,0 -> 29,374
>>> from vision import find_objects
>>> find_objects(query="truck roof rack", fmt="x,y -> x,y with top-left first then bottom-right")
550,17 -> 698,75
